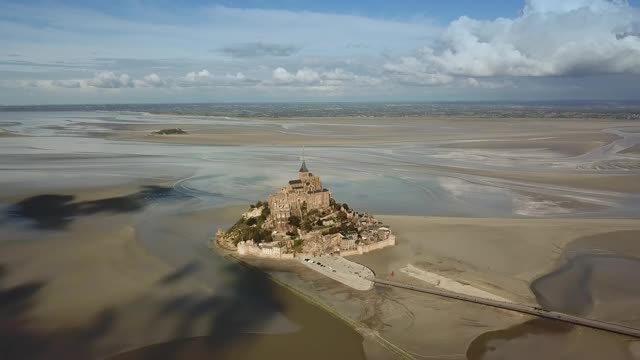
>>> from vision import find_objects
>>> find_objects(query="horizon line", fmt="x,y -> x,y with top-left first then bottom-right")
3,99 -> 640,108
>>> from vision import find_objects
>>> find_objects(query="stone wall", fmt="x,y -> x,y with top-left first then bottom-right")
361,235 -> 396,252
237,241 -> 262,256
305,190 -> 331,209
340,235 -> 396,256
233,232 -> 392,261
235,236 -> 395,260
237,241 -> 290,259
340,249 -> 361,257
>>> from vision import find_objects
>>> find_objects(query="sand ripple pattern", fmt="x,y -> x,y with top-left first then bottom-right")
577,159 -> 640,171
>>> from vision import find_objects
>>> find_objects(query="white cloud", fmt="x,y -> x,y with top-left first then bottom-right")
6,0 -> 640,102
464,77 -> 513,89
179,69 -> 260,87
385,0 -> 640,79
134,73 -> 165,87
272,67 -> 320,84
269,67 -> 381,92
86,71 -> 133,88
26,72 -> 134,89
322,68 -> 356,81
383,57 -> 454,85
185,69 -> 211,82
226,72 -> 246,80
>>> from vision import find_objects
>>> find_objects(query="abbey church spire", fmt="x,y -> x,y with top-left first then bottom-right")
299,160 -> 309,173
299,145 -> 309,172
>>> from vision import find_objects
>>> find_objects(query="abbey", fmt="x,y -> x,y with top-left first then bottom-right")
217,156 -> 396,260
268,159 -> 332,231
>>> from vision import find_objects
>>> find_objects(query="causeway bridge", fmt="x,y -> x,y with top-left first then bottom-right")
373,278 -> 640,339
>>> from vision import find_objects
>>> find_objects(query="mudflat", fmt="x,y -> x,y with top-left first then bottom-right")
249,215 -> 640,359
621,143 -> 640,155
2,110 -> 640,359
0,185 -> 369,360
110,116 -> 627,150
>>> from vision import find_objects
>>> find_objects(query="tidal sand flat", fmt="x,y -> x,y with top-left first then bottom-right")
0,185 -> 368,359
622,143 -> 640,155
1,109 -> 640,359
468,229 -> 640,360
4,0 -> 640,357
232,215 -> 640,360
349,216 -> 640,358
399,264 -> 512,302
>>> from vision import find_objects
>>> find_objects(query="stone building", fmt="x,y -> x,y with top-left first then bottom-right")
237,240 -> 289,258
268,159 -> 332,231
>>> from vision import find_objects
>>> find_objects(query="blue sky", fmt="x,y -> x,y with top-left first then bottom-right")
1,0 -> 640,104
12,0 -> 531,22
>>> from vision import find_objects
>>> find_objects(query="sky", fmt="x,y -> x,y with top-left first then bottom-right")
1,0 -> 640,105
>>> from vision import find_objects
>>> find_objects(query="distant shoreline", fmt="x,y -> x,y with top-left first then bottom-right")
2,101 -> 640,120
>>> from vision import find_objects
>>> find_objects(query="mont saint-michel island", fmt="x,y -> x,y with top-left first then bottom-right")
215,158 -> 395,289
5,1 -> 640,358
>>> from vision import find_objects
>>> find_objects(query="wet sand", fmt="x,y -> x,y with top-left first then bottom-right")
110,116 -> 626,150
245,216 -> 640,360
0,128 -> 19,137
358,216 -> 640,304
437,132 -> 620,156
101,114 -> 640,205
3,194 -> 629,360
467,317 -> 640,360
4,111 -> 640,217
408,162 -> 640,193
468,229 -> 640,360
533,230 -> 640,325
0,185 -> 369,360
621,143 -> 640,155
2,110 -> 640,359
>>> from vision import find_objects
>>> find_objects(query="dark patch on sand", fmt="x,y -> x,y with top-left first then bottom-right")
1,258 -> 343,360
5,186 -> 185,229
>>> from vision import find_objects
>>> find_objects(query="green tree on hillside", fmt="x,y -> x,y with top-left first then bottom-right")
288,215 -> 301,227
301,219 -> 312,232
